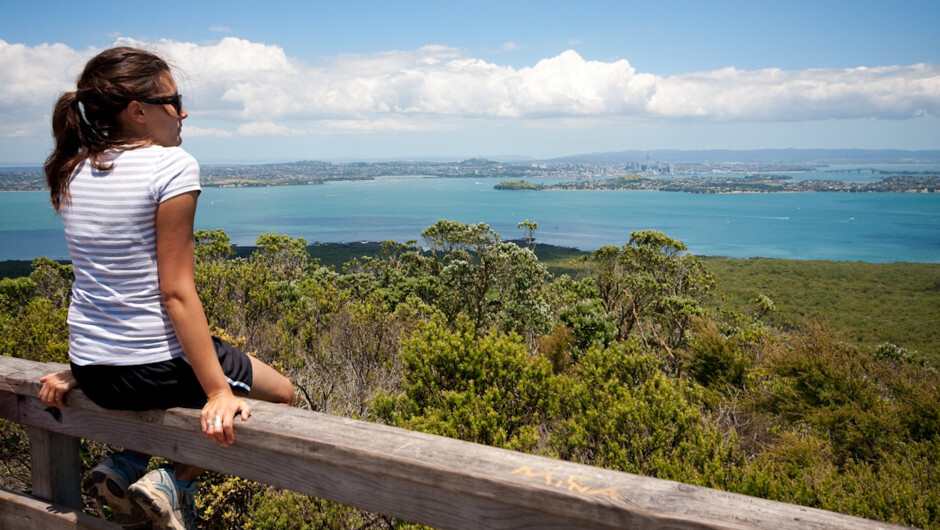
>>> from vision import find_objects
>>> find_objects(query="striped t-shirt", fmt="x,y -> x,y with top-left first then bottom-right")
61,146 -> 201,366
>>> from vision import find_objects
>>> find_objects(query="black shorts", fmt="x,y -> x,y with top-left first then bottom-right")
70,336 -> 253,411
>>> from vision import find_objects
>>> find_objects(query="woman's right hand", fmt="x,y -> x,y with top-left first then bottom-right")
39,369 -> 77,408
201,390 -> 252,447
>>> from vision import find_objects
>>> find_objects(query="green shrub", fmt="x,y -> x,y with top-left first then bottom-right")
0,298 -> 69,362
683,319 -> 752,391
736,437 -> 939,529
375,315 -> 559,453
248,489 -> 372,529
550,342 -> 739,488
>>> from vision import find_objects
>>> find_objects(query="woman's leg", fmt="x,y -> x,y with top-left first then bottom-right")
245,356 -> 295,405
174,463 -> 205,482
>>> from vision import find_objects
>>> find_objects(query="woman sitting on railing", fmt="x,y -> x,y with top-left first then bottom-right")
37,46 -> 295,530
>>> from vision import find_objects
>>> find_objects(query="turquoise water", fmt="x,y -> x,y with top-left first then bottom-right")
2,176 -> 938,262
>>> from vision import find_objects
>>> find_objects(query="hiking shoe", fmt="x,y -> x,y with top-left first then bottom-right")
127,467 -> 197,530
83,452 -> 147,525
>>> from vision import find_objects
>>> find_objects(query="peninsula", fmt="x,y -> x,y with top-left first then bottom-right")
495,174 -> 939,193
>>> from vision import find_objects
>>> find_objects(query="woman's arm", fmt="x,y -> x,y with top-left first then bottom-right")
156,191 -> 250,447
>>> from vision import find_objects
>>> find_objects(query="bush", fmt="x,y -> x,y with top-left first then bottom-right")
551,342 -> 740,488
736,437 -> 940,529
375,315 -> 559,453
683,319 -> 751,391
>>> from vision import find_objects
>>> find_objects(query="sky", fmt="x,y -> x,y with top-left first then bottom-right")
1,0 -> 939,164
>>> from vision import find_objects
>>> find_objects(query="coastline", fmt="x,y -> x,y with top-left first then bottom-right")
6,240 -> 939,281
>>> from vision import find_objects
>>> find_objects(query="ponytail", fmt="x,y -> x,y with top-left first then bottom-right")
45,92 -> 88,211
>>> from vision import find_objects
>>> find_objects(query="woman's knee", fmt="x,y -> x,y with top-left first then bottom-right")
270,377 -> 295,406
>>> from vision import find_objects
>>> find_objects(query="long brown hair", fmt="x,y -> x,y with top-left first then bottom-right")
44,47 -> 170,211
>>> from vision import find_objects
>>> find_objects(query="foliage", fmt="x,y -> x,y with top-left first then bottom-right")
248,488 -> 376,529
557,298 -> 618,354
287,292 -> 408,417
493,180 -> 543,191
375,316 -> 558,453
719,322 -> 940,527
550,342 -> 740,488
196,474 -> 264,529
3,223 -> 938,528
736,436 -> 940,529
747,323 -> 938,466
682,319 -> 752,391
517,219 -> 538,248
0,258 -> 71,362
703,256 -> 940,365
585,230 -> 714,353
194,228 -> 235,263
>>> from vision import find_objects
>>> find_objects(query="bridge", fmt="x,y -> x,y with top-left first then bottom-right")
0,356 -> 906,529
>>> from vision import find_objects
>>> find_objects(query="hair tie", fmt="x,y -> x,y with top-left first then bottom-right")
74,99 -> 108,145
75,99 -> 92,127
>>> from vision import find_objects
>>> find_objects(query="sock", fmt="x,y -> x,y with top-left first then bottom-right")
119,451 -> 149,474
175,478 -> 195,490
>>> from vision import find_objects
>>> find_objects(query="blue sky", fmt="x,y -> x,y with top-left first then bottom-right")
1,0 -> 938,163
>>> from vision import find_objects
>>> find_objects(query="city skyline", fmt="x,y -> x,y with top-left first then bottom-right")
1,0 -> 939,164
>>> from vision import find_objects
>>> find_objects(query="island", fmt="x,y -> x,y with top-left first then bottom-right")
493,180 -> 544,190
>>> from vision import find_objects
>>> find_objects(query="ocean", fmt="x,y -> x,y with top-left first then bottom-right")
2,169 -> 938,263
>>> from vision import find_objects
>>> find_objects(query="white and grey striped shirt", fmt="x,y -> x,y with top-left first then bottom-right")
61,146 -> 201,366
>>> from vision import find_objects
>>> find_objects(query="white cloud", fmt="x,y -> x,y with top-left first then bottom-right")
236,121 -> 302,136
182,125 -> 233,137
1,37 -> 938,139
646,64 -> 940,121
209,26 -> 233,34
0,40 -> 91,119
567,38 -> 583,46
501,41 -> 519,51
317,118 -> 455,134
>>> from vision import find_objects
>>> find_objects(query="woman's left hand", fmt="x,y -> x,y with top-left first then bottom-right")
39,369 -> 78,408
201,390 -> 252,447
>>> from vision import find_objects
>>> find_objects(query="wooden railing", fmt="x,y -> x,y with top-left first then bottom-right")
0,356 -> 907,529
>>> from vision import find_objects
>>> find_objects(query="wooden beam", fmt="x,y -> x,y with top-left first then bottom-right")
0,356 -> 908,530
28,426 -> 82,510
0,487 -> 120,530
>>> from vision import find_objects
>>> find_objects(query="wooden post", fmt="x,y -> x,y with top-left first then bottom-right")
28,426 -> 82,510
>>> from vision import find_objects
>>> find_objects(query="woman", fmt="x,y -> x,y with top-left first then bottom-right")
38,47 -> 294,529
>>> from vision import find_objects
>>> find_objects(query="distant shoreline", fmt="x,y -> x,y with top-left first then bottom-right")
5,240 -> 939,280
495,174 -> 940,194
4,155 -> 940,192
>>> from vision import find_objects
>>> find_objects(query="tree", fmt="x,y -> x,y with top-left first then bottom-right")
419,220 -> 552,337
586,230 -> 714,353
194,229 -> 234,264
517,219 -> 538,249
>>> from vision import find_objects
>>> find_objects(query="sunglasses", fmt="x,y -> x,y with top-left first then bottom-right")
139,94 -> 183,116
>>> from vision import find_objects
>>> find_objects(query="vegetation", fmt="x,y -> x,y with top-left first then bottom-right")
702,257 -> 940,365
493,180 -> 544,190
2,222 -> 938,529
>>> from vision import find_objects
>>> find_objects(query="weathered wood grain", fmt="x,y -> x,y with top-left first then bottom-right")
0,356 -> 911,530
28,426 -> 82,509
0,487 -> 120,530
